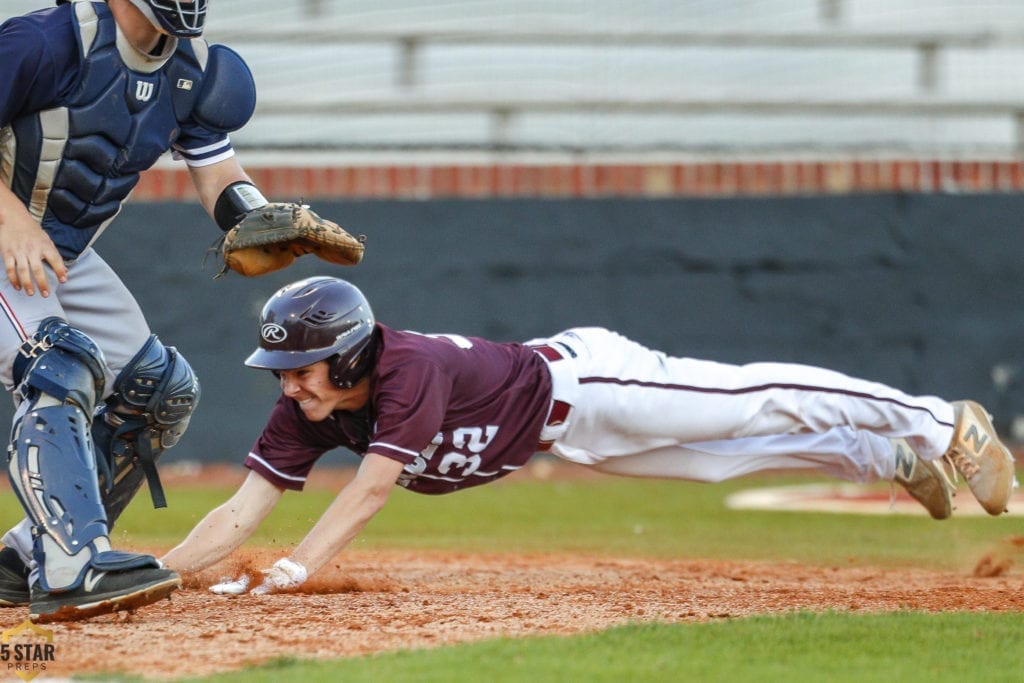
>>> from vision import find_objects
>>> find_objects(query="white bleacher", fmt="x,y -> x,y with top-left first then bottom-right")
5,1 -> 1024,156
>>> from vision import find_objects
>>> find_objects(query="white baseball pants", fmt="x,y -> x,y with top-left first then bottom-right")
534,327 -> 956,484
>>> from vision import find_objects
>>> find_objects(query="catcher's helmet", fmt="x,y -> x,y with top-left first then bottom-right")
246,277 -> 377,389
126,0 -> 207,38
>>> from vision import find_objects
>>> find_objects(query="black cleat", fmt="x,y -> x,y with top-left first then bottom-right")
0,547 -> 30,607
30,565 -> 181,623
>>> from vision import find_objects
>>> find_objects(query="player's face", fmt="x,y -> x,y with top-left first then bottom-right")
277,361 -> 369,420
111,0 -> 163,46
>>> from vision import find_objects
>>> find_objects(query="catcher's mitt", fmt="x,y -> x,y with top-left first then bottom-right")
217,203 -> 365,277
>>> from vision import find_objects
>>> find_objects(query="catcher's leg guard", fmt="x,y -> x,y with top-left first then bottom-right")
11,317 -> 105,410
7,318 -> 110,592
93,335 -> 200,524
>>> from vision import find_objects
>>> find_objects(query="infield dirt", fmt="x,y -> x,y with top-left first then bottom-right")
1,463 -> 1021,679
8,546 -> 1022,679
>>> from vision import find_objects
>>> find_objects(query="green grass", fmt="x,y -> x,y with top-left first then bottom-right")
169,612 -> 1024,683
6,468 -> 1019,682
88,470 -> 1023,573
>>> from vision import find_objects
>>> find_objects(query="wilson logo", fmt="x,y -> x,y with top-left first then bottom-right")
135,81 -> 155,102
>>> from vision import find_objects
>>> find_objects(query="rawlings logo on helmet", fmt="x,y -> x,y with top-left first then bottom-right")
261,323 -> 287,344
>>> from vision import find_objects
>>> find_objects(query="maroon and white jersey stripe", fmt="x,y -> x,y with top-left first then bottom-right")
247,325 -> 552,495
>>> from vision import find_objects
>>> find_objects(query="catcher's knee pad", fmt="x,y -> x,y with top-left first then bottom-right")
12,317 -> 106,411
8,404 -> 109,591
93,336 -> 200,521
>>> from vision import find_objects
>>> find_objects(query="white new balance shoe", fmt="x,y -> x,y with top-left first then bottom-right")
891,438 -> 954,520
943,400 -> 1018,516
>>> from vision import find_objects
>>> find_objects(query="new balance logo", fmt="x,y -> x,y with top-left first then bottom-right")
893,442 -> 914,479
962,424 -> 990,453
135,81 -> 155,102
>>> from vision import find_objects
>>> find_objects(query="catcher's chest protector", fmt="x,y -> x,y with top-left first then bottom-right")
6,1 -> 203,258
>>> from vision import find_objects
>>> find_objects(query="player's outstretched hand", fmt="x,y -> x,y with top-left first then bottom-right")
209,573 -> 251,595
209,558 -> 308,595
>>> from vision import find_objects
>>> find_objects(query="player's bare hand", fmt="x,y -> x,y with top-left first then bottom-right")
0,216 -> 67,297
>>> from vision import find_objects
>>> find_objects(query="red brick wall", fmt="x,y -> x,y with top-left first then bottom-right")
132,159 -> 1024,201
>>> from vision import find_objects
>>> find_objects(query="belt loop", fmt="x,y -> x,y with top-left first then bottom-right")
537,399 -> 571,451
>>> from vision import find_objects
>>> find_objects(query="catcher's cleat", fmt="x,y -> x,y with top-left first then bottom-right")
943,400 -> 1018,516
891,439 -> 954,520
0,547 -> 30,607
29,566 -> 181,623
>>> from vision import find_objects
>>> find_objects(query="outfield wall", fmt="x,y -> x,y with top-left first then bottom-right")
3,194 -> 1020,464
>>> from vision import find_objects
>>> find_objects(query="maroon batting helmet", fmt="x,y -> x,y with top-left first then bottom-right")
246,277 -> 377,389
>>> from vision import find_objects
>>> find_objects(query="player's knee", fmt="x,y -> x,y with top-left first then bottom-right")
112,335 -> 199,424
93,336 -> 200,515
13,317 -> 106,415
96,335 -> 200,454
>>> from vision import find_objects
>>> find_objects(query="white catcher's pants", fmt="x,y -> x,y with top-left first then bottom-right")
533,327 -> 956,485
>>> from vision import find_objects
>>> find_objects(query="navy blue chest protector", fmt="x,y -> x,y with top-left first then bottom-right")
8,2 -> 203,258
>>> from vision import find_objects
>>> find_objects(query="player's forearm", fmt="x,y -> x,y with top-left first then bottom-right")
289,454 -> 402,576
188,157 -> 254,218
162,501 -> 261,573
290,481 -> 390,576
163,470 -> 284,573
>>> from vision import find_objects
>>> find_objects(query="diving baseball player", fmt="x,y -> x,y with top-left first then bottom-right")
0,0 -> 357,622
160,277 -> 1017,595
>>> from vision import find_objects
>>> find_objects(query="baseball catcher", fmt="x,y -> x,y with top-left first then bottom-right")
210,183 -> 366,277
0,0 -> 369,623
0,0 -> 254,622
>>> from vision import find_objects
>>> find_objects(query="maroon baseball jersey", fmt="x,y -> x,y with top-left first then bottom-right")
245,324 -> 553,494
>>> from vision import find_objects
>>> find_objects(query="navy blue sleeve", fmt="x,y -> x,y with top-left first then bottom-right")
0,10 -> 79,126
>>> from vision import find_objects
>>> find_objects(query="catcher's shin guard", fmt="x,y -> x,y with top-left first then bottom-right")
93,335 -> 200,523
8,404 -> 110,591
7,318 -> 110,592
